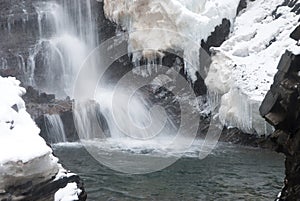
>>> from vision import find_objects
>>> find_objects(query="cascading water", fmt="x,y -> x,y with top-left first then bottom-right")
2,0 -> 201,166
31,0 -> 98,97
0,0 -> 99,97
44,114 -> 67,144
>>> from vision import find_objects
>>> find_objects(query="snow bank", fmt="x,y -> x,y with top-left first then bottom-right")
205,0 -> 300,135
55,182 -> 82,201
104,0 -> 240,81
0,76 -> 59,189
0,76 -> 53,164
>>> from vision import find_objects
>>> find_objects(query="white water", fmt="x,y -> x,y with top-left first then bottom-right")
5,1 -> 204,159
74,88 -> 178,141
3,0 -> 99,97
44,114 -> 67,144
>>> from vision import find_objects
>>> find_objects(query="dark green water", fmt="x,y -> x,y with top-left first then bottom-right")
54,143 -> 284,201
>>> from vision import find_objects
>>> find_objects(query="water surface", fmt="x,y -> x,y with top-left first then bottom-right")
54,142 -> 284,201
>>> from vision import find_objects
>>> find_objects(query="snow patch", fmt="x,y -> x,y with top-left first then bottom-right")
54,182 -> 82,201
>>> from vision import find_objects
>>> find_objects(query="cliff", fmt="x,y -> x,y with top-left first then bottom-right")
260,25 -> 300,200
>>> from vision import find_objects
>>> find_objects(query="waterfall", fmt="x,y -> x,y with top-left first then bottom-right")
74,88 -> 177,141
44,114 -> 67,144
6,0 -> 99,98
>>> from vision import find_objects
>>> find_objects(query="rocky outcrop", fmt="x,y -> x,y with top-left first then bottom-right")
0,173 -> 86,201
260,26 -> 300,200
0,76 -> 86,201
22,86 -> 79,143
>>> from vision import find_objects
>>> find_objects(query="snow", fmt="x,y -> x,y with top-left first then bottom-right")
104,0 -> 240,81
0,76 -> 53,164
54,182 -> 82,201
205,0 -> 300,135
288,41 -> 300,55
0,76 -> 82,198
0,76 -> 60,190
55,168 -> 76,181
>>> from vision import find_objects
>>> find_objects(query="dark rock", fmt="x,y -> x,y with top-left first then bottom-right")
237,0 -> 247,15
201,19 -> 231,56
11,104 -> 18,112
96,1 -> 117,43
290,24 -> 300,40
260,25 -> 300,200
23,86 -> 79,143
195,18 -> 231,96
1,174 -> 86,201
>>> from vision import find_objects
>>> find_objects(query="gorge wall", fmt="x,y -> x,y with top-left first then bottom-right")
260,25 -> 300,200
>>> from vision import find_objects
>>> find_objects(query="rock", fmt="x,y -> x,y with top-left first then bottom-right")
260,25 -> 300,200
236,0 -> 247,15
23,86 -> 78,143
0,174 -> 86,201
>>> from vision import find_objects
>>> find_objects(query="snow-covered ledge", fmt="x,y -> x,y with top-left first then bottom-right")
205,0 -> 300,135
0,76 -> 85,200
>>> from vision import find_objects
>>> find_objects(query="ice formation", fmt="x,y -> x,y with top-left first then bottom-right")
205,0 -> 300,135
103,0 -> 240,81
0,76 -> 59,189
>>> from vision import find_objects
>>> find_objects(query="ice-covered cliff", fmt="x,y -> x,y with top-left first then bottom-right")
0,76 -> 85,200
104,0 -> 240,81
103,0 -> 300,136
205,0 -> 300,135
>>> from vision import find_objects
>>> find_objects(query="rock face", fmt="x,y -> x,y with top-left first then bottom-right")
260,26 -> 300,200
22,86 -> 79,143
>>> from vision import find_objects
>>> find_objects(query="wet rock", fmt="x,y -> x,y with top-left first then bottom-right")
260,25 -> 300,200
23,86 -> 78,143
0,174 -> 86,201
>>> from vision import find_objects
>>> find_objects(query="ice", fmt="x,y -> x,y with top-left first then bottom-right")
104,0 -> 240,81
205,0 -> 299,135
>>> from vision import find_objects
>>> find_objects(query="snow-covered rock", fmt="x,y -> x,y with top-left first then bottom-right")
205,0 -> 300,135
0,76 -> 59,189
55,182 -> 82,201
0,76 -> 85,200
103,0 -> 240,81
